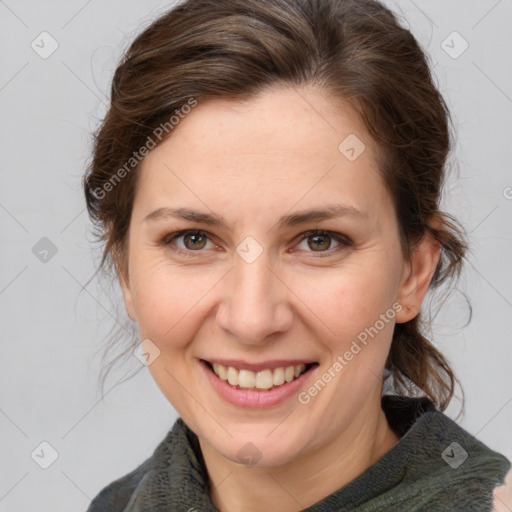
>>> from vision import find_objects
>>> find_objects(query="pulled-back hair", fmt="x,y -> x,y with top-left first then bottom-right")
83,0 -> 468,410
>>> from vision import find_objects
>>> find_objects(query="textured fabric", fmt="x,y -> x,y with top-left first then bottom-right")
86,395 -> 510,511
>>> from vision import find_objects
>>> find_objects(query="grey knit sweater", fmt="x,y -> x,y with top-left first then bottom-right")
86,396 -> 510,511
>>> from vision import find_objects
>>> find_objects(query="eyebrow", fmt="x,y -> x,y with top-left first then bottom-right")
143,204 -> 368,230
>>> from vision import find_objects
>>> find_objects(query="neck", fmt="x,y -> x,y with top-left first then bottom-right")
199,390 -> 400,512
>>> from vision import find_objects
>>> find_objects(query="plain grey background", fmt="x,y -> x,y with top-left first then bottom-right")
1,1 -> 511,510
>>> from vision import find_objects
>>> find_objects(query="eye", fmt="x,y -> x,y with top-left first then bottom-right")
162,229 -> 215,256
161,229 -> 352,258
295,230 -> 352,256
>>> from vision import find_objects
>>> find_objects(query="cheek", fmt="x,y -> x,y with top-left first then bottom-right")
291,260 -> 401,343
129,258 -> 220,344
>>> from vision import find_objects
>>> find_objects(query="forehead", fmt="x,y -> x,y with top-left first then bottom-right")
134,86 -> 389,221
154,86 -> 372,165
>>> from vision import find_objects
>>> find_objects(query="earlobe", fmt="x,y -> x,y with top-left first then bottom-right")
395,230 -> 441,324
394,302 -> 418,323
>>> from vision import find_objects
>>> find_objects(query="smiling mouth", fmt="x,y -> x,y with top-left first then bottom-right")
202,360 -> 319,391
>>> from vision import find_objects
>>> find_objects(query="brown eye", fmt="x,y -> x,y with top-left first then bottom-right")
182,232 -> 207,250
307,233 -> 332,251
296,230 -> 352,256
163,229 -> 214,256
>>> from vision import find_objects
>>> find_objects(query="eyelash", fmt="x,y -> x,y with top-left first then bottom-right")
160,229 -> 352,258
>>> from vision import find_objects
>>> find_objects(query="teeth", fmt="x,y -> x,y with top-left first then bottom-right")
217,364 -> 227,381
238,369 -> 256,389
255,369 -> 273,390
211,363 -> 309,390
272,367 -> 285,386
284,366 -> 295,382
227,366 -> 238,386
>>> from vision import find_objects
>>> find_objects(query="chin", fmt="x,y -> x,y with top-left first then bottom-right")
206,425 -> 310,468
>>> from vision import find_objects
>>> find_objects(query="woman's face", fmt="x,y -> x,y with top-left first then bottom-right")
119,86 -> 432,467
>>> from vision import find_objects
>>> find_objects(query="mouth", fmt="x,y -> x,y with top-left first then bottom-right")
201,359 -> 319,392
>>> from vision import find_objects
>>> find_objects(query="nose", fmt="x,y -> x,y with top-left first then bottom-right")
215,250 -> 294,346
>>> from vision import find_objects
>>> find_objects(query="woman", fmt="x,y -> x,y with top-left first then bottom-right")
83,0 -> 510,510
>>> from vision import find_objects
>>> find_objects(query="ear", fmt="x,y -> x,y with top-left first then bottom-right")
115,251 -> 138,322
395,223 -> 442,324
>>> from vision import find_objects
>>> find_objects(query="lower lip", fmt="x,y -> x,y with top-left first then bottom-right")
200,360 -> 318,408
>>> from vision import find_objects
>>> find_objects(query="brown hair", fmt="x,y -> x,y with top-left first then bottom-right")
83,0 -> 469,410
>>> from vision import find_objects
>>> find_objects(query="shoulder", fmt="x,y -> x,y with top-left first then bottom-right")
85,417 -> 211,511
85,418 -> 188,512
86,456 -> 153,512
397,403 -> 510,509
378,395 -> 511,511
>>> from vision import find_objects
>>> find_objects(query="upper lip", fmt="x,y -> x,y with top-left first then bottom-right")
202,358 -> 317,372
